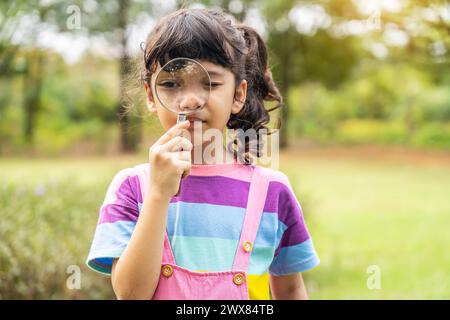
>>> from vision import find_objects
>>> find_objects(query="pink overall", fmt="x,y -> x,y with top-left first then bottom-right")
138,165 -> 270,300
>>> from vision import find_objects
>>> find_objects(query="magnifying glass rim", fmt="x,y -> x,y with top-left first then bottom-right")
154,57 -> 212,115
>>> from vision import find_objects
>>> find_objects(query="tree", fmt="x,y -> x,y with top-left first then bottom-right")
0,1 -> 50,144
263,0 -> 364,148
1,0 -> 158,151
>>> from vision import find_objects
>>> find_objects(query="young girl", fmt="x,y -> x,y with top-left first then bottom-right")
86,8 -> 319,300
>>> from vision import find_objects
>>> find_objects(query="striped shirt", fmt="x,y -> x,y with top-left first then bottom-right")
86,162 -> 320,299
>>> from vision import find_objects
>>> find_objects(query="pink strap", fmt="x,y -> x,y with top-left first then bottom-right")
162,233 -> 176,263
138,166 -> 176,264
232,165 -> 270,271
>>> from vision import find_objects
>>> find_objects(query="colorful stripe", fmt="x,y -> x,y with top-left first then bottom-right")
269,239 -> 320,275
98,175 -> 311,248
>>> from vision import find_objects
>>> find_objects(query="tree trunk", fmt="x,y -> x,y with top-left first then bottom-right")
23,51 -> 44,145
117,0 -> 139,153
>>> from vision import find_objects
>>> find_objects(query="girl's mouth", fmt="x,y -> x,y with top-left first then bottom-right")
187,119 -> 205,130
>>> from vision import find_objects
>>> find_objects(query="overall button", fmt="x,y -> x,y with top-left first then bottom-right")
233,273 -> 245,286
161,265 -> 173,278
243,241 -> 253,252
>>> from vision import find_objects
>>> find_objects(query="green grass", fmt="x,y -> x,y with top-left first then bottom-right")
280,152 -> 450,299
1,149 -> 449,299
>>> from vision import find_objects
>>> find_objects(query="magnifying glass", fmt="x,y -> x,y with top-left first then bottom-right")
154,57 -> 211,124
154,58 -> 211,195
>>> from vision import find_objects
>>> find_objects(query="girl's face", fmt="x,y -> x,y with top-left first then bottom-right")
144,60 -> 247,144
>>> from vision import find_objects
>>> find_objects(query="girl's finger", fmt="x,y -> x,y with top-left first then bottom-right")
172,137 -> 193,152
173,159 -> 192,172
171,150 -> 191,162
154,120 -> 190,146
161,136 -> 192,153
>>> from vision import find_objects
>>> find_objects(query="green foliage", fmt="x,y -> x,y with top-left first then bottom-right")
412,123 -> 450,149
288,62 -> 450,149
40,54 -> 119,123
34,119 -> 117,155
0,174 -> 115,299
336,120 -> 407,144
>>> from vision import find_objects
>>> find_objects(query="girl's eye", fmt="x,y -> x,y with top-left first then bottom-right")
203,82 -> 221,87
159,81 -> 179,88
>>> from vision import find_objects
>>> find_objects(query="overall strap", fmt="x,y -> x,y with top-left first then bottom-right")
138,165 -> 176,264
232,165 -> 270,271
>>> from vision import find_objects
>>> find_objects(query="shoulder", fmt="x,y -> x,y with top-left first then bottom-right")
254,168 -> 308,239
103,163 -> 149,204
110,163 -> 149,182
256,166 -> 298,209
257,166 -> 294,193
256,166 -> 303,221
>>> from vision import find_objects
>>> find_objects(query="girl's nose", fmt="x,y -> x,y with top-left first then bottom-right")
179,93 -> 206,112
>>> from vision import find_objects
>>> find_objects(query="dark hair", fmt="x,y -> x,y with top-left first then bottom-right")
140,8 -> 283,164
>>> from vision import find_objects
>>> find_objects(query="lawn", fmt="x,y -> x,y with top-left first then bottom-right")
0,146 -> 449,299
281,147 -> 450,299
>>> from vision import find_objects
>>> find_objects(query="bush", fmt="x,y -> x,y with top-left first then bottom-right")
0,178 -> 115,299
33,119 -> 118,155
336,120 -> 407,144
412,123 -> 450,150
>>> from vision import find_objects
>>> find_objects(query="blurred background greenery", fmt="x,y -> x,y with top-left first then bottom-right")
0,0 -> 449,299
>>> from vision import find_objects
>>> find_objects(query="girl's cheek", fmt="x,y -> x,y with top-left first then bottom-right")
157,107 -> 177,128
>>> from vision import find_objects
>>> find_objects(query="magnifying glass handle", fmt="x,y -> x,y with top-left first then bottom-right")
177,114 -> 186,124
175,114 -> 188,197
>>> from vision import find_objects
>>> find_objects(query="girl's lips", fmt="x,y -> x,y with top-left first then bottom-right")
187,117 -> 204,122
188,119 -> 205,130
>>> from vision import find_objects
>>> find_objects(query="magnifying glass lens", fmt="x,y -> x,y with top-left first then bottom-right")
155,58 -> 211,116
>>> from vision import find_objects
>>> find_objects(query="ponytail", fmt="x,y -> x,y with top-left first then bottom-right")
227,25 -> 283,165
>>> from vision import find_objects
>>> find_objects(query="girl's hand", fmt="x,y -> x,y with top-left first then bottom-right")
148,120 -> 192,200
